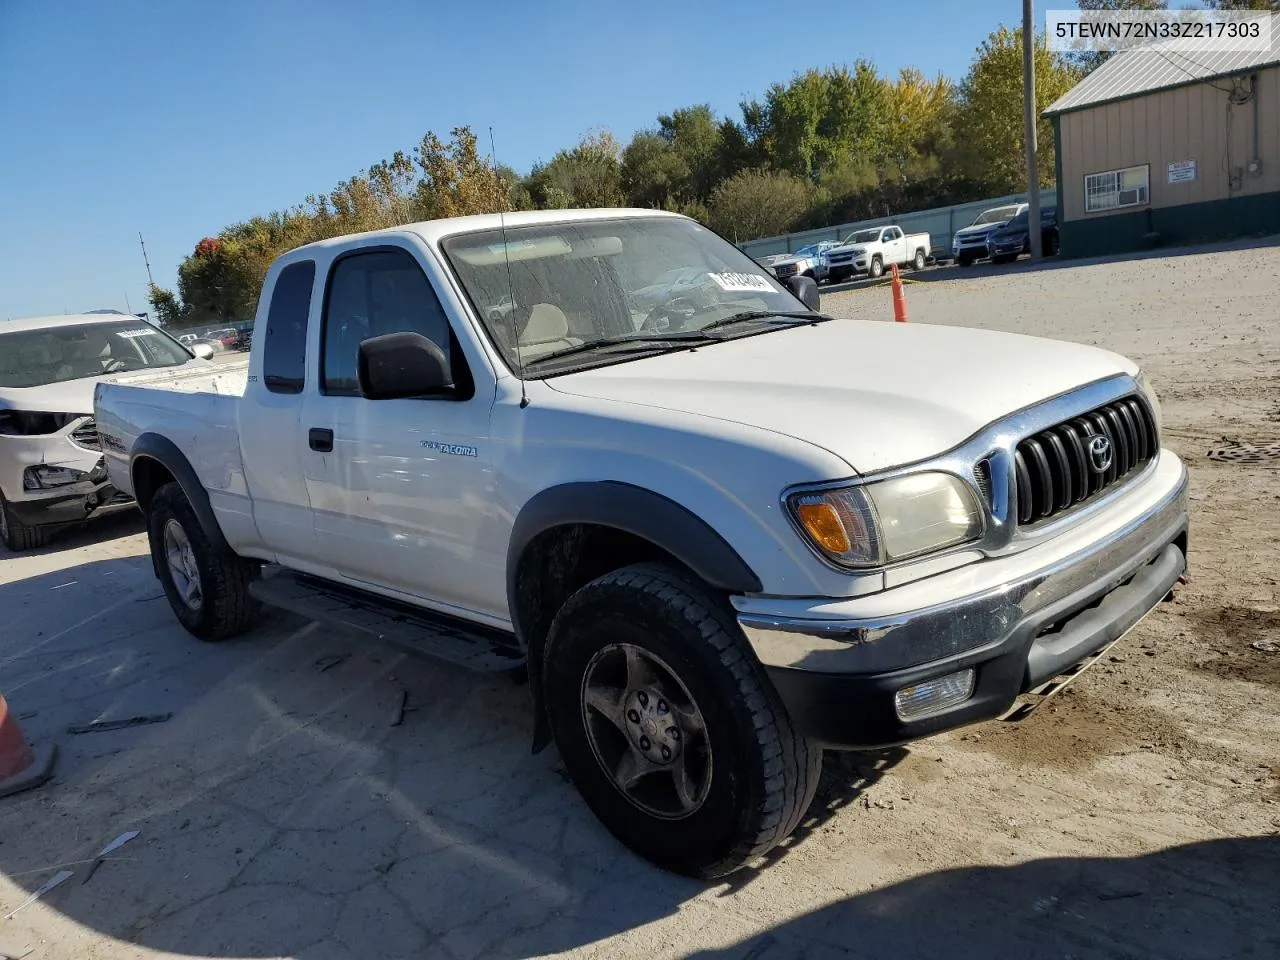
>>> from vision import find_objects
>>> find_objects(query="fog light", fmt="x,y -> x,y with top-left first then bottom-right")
23,465 -> 88,490
893,668 -> 975,722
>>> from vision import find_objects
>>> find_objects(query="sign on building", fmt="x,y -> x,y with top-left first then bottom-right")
1168,160 -> 1197,184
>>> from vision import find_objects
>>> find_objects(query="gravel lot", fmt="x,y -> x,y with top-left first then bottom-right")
1,239 -> 1277,960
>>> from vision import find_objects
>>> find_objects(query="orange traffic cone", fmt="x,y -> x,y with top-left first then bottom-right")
890,263 -> 909,323
0,695 -> 56,799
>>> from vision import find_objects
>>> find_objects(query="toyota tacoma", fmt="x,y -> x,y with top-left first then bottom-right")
94,208 -> 1189,878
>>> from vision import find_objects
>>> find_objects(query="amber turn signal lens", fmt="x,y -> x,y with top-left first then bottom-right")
794,502 -> 851,554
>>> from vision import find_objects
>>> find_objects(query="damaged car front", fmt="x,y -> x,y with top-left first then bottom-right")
0,314 -> 210,550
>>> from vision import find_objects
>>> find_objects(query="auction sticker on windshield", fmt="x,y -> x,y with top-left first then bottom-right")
709,272 -> 774,293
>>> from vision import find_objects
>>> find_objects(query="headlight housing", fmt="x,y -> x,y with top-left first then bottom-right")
788,472 -> 984,568
1134,369 -> 1163,438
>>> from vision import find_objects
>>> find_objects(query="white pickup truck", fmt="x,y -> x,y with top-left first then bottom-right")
824,225 -> 931,283
95,208 -> 1189,878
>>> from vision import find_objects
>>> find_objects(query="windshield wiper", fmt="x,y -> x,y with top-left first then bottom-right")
522,331 -> 720,367
697,310 -> 834,333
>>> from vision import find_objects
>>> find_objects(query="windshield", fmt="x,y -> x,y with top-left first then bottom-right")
440,216 -> 807,376
846,230 -> 881,245
1001,211 -> 1030,229
972,206 -> 1018,226
0,321 -> 193,388
794,244 -> 823,258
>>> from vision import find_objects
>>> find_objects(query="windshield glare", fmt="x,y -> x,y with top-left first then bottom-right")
0,321 -> 193,388
974,207 -> 1018,225
441,217 -> 805,375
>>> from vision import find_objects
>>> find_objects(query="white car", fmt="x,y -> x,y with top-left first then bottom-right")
95,208 -> 1187,878
768,242 -> 839,283
0,314 -> 217,550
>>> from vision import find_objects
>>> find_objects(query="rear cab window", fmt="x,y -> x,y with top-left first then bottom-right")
262,260 -> 316,394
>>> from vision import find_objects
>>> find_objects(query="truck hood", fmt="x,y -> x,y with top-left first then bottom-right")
0,360 -> 215,415
771,255 -> 814,268
954,222 -> 1002,239
548,320 -> 1136,474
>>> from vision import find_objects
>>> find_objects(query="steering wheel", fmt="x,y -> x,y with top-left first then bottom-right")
641,296 -> 704,333
103,358 -> 131,373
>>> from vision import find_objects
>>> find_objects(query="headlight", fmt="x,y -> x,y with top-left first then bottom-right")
1134,370 -> 1163,438
788,472 -> 983,568
0,410 -> 78,436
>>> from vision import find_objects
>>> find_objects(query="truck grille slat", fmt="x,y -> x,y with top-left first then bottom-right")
1013,395 -> 1157,525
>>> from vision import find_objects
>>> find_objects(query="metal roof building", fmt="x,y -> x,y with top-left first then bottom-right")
1044,14 -> 1280,257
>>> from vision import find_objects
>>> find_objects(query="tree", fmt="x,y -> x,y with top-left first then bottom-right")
413,126 -> 511,220
743,63 -> 893,182
882,68 -> 956,181
621,131 -> 690,208
147,284 -> 186,328
955,26 -> 1082,194
706,169 -> 810,242
1204,0 -> 1278,10
525,130 -> 625,208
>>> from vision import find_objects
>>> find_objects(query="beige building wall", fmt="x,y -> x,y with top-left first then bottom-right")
1058,65 -> 1280,222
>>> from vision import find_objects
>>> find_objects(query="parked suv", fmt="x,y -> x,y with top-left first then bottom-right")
951,203 -> 1026,267
0,314 -> 215,550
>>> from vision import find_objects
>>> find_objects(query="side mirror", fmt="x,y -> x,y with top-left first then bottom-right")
191,343 -> 215,360
786,274 -> 821,311
357,331 -> 453,400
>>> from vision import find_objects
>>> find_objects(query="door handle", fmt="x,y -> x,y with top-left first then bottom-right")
308,427 -> 334,453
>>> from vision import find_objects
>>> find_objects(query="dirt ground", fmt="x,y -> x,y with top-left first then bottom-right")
1,238 -> 1277,960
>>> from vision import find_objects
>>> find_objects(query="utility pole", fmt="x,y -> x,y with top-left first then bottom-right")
1022,0 -> 1042,259
138,232 -> 155,288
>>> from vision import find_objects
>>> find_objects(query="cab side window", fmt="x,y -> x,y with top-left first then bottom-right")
321,248 -> 470,398
262,260 -> 315,395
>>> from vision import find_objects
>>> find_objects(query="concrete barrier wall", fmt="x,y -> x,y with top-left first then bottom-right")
740,187 -> 1059,261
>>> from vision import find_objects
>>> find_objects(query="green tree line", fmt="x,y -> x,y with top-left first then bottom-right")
152,24 -> 1083,327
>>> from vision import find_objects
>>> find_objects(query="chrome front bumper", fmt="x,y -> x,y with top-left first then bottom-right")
735,451 -> 1189,675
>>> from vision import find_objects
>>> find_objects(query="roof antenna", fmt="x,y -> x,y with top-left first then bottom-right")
490,126 -> 528,409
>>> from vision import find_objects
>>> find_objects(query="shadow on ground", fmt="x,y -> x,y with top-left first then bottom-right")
688,835 -> 1280,960
0,547 -> 898,959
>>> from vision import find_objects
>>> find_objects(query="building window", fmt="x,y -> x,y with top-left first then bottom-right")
1084,165 -> 1150,213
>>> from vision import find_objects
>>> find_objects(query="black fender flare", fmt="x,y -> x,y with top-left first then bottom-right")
130,433 -> 232,566
507,480 -> 763,752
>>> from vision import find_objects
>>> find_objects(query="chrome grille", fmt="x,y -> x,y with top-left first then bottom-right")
70,418 -> 102,451
1013,395 -> 1157,525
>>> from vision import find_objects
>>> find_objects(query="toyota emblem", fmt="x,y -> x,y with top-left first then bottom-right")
1088,435 -> 1113,473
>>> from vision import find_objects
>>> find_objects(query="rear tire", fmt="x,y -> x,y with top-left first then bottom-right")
0,493 -> 52,552
147,482 -> 260,641
544,563 -> 821,879
912,248 -> 926,271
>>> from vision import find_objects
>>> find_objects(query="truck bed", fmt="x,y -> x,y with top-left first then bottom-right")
95,358 -> 252,544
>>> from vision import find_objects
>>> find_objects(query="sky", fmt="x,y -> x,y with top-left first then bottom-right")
0,0 -> 1021,321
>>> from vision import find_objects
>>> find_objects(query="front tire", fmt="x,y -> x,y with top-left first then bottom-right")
0,493 -> 52,552
147,482 -> 260,641
543,564 -> 820,879
869,256 -> 884,279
